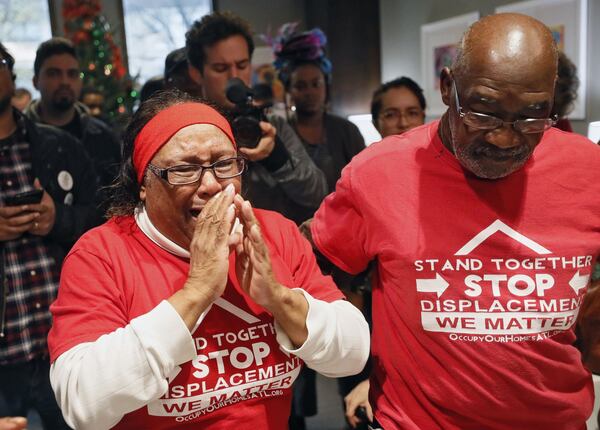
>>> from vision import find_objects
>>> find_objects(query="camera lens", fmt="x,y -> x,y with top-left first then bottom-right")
232,116 -> 261,148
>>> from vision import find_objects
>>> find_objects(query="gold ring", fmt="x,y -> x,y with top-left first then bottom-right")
34,222 -> 39,229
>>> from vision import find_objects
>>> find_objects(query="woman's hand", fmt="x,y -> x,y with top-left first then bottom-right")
169,184 -> 238,330
233,194 -> 282,309
344,379 -> 373,428
233,195 -> 309,347
186,183 -> 237,303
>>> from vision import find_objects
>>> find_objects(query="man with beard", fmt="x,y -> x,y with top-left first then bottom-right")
0,42 -> 97,430
308,13 -> 600,430
25,38 -> 121,219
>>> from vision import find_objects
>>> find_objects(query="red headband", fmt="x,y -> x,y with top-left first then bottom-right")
133,102 -> 236,184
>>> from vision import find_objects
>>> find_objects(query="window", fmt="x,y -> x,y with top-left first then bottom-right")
123,0 -> 212,85
0,0 -> 52,95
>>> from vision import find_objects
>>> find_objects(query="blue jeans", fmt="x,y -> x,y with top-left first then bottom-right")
0,357 -> 71,430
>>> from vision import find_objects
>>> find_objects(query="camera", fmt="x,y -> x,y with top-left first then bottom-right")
225,78 -> 270,149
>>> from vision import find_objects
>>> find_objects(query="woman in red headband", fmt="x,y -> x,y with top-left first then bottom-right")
47,90 -> 369,430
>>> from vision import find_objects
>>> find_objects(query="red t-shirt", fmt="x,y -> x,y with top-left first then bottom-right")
312,121 -> 600,430
49,209 -> 343,429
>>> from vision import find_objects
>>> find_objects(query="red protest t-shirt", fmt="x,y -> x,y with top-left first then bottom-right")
49,210 -> 343,429
312,121 -> 600,430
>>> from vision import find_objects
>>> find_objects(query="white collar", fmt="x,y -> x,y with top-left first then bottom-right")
134,205 -> 241,260
134,205 -> 245,331
134,205 -> 190,259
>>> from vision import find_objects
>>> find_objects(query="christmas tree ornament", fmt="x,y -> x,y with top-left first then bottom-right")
63,0 -> 138,124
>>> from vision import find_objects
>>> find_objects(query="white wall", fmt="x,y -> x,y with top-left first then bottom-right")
380,0 -> 600,136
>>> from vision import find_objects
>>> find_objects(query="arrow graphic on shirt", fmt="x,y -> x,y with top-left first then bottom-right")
166,298 -> 261,384
214,298 -> 261,324
455,219 -> 552,256
569,270 -> 590,295
416,273 -> 449,297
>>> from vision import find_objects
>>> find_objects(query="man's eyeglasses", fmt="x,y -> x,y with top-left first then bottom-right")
147,156 -> 246,185
452,80 -> 556,134
379,108 -> 424,124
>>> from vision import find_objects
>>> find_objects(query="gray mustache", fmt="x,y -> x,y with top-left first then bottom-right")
472,143 -> 529,160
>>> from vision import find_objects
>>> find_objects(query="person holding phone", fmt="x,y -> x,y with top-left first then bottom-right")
0,42 -> 98,430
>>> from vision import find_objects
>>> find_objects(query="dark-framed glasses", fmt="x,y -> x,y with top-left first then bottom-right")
379,108 -> 424,124
452,80 -> 556,134
147,156 -> 246,185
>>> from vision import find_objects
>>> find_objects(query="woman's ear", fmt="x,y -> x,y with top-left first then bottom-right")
139,184 -> 146,202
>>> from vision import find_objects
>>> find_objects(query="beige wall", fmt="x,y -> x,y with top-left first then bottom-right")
380,0 -> 600,136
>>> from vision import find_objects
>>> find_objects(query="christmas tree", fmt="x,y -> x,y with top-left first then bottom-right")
62,0 -> 138,125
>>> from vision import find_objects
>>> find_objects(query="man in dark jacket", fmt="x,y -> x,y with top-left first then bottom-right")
186,12 -> 328,225
25,37 -> 121,218
0,42 -> 97,430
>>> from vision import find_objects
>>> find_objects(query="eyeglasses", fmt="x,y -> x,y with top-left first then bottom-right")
379,108 -> 424,123
452,80 -> 556,134
147,156 -> 246,185
291,79 -> 325,92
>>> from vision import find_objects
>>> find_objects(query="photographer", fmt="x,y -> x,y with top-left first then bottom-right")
185,12 -> 328,224
0,42 -> 96,430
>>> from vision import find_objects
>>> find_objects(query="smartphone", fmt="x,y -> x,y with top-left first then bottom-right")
3,189 -> 44,206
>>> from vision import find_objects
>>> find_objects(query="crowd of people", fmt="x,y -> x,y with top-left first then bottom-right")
0,7 -> 599,430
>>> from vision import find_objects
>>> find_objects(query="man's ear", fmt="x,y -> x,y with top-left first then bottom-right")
188,64 -> 203,86
439,67 -> 453,107
32,74 -> 39,91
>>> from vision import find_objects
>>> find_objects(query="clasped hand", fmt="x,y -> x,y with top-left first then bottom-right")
185,183 -> 282,310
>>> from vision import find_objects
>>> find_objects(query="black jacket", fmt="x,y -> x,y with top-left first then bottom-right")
244,115 -> 329,225
25,100 -> 122,191
0,111 -> 99,333
24,113 -> 99,248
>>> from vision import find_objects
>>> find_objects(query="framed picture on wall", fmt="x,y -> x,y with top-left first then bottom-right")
496,0 -> 588,119
420,12 -> 479,117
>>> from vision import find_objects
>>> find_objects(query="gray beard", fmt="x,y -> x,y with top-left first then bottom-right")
453,143 -> 528,179
449,121 -> 530,179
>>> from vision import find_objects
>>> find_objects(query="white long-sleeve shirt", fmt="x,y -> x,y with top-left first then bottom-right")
50,207 -> 369,430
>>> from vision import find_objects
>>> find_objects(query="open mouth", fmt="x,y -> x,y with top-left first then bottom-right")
189,209 -> 201,219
